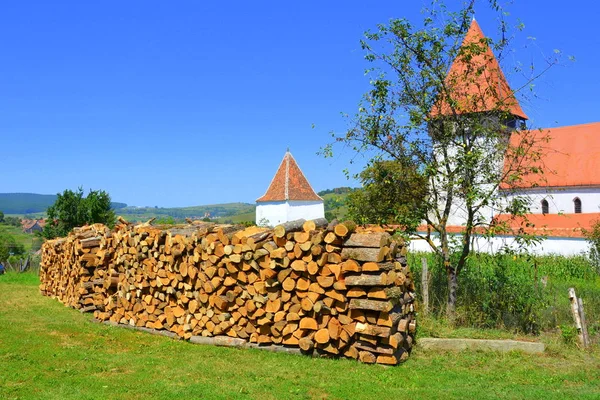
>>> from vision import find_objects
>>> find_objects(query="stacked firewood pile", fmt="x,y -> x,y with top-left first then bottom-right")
40,223 -> 116,312
40,218 -> 416,365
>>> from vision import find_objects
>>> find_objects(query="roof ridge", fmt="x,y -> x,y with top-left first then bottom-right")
284,152 -> 290,200
539,121 -> 600,131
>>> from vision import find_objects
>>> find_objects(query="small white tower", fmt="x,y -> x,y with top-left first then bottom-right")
256,150 -> 324,227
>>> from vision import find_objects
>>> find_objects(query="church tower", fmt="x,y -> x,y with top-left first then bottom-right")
428,19 -> 528,226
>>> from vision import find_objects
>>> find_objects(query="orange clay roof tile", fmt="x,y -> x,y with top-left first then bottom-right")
417,213 -> 598,239
502,122 -> 600,189
430,19 -> 528,120
256,151 -> 323,202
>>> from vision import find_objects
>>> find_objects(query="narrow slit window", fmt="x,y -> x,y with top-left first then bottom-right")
541,199 -> 549,214
574,198 -> 582,214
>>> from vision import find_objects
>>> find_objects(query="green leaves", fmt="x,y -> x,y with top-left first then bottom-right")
346,159 -> 427,230
43,188 -> 116,239
0,233 -> 26,262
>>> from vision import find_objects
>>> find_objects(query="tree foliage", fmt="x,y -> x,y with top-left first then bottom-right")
347,159 -> 427,228
3,216 -> 21,228
0,233 -> 25,262
325,0 -> 558,316
583,220 -> 600,275
43,188 -> 116,239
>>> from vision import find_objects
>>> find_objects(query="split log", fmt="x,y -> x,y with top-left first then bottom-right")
333,221 -> 357,238
344,232 -> 390,248
344,274 -> 387,286
274,219 -> 306,238
349,299 -> 393,312
341,247 -> 388,262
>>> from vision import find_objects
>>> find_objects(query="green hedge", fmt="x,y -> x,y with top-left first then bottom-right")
408,252 -> 600,334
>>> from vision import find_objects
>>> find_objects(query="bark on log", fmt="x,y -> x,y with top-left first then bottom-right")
344,232 -> 391,248
341,247 -> 388,262
344,274 -> 387,286
349,299 -> 393,312
274,219 -> 306,238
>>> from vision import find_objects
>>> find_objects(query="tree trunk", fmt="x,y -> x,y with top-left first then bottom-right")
446,266 -> 458,322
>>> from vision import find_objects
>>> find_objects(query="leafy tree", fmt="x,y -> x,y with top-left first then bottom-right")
0,211 -> 4,223
347,159 -> 427,227
583,220 -> 600,275
3,216 -> 21,228
0,233 -> 25,262
43,188 -> 116,239
325,1 -> 558,317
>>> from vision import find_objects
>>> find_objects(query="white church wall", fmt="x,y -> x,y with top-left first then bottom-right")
256,201 -> 324,227
502,186 -> 600,215
256,202 -> 288,227
409,232 -> 590,256
286,201 -> 324,222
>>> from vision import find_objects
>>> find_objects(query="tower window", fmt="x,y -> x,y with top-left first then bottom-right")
574,198 -> 582,214
541,199 -> 549,215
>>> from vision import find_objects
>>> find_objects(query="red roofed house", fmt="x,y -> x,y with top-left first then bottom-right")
411,19 -> 600,255
21,219 -> 46,234
256,150 -> 324,227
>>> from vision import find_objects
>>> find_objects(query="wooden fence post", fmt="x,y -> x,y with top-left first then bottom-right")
577,297 -> 590,349
568,288 -> 590,349
421,257 -> 429,315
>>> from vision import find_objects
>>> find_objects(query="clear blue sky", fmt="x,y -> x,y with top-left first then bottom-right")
2,1 -> 599,207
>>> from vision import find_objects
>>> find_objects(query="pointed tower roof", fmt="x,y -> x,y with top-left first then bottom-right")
430,19 -> 528,120
256,151 -> 323,202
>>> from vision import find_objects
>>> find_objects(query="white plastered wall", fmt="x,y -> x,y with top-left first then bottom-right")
409,233 -> 589,256
256,201 -> 324,227
502,186 -> 600,215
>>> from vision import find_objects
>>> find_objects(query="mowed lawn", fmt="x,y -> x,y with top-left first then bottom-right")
1,273 -> 598,400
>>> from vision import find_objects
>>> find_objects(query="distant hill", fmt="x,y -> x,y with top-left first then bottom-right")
117,203 -> 256,223
0,193 -> 127,215
107,187 -> 356,224
318,187 -> 358,221
0,187 -> 356,222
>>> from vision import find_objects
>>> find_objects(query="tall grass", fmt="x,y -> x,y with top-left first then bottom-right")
408,252 -> 600,335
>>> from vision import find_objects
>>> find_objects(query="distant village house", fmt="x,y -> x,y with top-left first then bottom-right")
21,219 -> 46,234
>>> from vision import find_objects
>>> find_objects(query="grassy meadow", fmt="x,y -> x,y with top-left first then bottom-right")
0,224 -> 42,255
1,272 -> 599,400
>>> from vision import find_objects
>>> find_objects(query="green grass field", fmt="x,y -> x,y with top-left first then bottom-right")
1,272 -> 598,400
0,224 -> 40,253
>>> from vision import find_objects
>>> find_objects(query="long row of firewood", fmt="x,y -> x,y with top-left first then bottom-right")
40,218 -> 416,365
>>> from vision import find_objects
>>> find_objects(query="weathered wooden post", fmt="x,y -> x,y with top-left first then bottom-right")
568,288 -> 590,349
421,257 -> 429,315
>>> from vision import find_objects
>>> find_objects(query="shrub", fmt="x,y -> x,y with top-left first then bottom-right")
409,252 -> 600,334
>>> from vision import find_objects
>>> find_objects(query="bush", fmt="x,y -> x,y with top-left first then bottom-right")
583,220 -> 600,275
409,252 -> 600,334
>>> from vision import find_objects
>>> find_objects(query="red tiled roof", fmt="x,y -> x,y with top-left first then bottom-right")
256,151 -> 323,202
430,19 -> 528,120
502,122 -> 600,189
21,220 -> 37,231
417,213 -> 598,238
